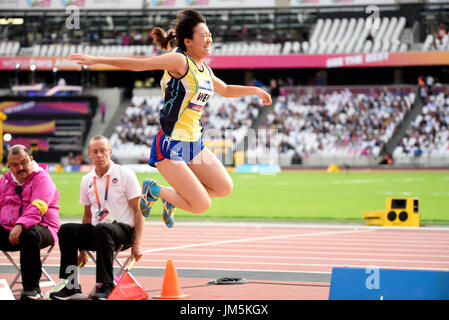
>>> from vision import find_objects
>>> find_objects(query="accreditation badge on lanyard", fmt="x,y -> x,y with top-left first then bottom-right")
93,175 -> 115,223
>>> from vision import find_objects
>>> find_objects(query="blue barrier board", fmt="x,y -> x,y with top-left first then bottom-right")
329,267 -> 449,300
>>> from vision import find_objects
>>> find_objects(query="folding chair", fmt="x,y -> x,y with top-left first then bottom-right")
1,244 -> 56,292
85,244 -> 135,285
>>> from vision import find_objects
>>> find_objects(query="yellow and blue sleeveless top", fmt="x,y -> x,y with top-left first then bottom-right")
159,48 -> 214,142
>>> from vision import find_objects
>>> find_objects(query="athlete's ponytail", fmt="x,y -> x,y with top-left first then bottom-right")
152,9 -> 206,52
152,27 -> 176,51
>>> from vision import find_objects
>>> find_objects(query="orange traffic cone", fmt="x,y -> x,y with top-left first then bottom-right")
153,260 -> 190,299
107,271 -> 149,300
107,258 -> 149,300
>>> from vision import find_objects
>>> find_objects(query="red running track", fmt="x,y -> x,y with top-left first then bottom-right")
1,221 -> 449,300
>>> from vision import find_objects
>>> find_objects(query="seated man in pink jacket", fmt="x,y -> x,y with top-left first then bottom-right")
0,145 -> 60,300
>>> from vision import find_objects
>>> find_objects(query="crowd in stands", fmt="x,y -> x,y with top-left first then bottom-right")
110,95 -> 161,149
422,23 -> 449,51
432,23 -> 447,51
396,91 -> 449,158
201,95 -> 261,137
109,93 -> 264,162
110,85 -> 449,163
262,88 -> 414,158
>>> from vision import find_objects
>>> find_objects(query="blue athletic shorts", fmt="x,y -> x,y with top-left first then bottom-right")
149,129 -> 205,168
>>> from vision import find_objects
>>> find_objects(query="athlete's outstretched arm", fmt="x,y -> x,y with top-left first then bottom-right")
212,75 -> 272,106
69,52 -> 187,75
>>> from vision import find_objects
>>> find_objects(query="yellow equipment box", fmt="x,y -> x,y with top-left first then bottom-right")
362,197 -> 420,227
384,197 -> 420,227
362,210 -> 385,226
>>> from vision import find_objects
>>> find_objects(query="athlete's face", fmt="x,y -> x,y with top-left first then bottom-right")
185,23 -> 212,58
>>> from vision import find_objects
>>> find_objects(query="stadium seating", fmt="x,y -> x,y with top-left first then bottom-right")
0,13 -> 416,58
261,87 -> 415,159
108,86 -> 449,164
110,93 -> 262,163
109,95 -> 161,162
17,43 -> 157,57
0,41 -> 20,56
6,11 -> 449,57
421,29 -> 449,51
422,34 -> 434,51
395,88 -> 449,158
306,16 -> 407,55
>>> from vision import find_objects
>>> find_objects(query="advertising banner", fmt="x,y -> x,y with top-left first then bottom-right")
145,0 -> 274,9
206,51 -> 449,69
0,0 -> 274,9
290,0 -> 396,7
8,137 -> 49,151
3,120 -> 56,133
1,51 -> 448,70
0,0 -> 144,10
0,100 -> 89,115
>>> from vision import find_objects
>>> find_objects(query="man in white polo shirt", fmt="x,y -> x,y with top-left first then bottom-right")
50,135 -> 144,300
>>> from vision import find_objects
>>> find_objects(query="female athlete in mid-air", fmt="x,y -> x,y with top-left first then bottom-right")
70,9 -> 272,228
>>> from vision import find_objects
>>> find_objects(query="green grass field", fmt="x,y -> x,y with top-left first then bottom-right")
51,170 -> 449,225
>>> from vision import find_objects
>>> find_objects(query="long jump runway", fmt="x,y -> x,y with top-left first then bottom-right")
1,221 -> 449,300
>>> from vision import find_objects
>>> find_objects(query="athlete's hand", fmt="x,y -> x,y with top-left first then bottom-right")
256,88 -> 272,106
69,54 -> 97,66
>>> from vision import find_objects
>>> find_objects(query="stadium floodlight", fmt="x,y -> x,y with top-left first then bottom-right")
14,63 -> 20,86
3,133 -> 12,142
30,64 -> 36,84
81,65 -> 89,90
53,67 -> 58,87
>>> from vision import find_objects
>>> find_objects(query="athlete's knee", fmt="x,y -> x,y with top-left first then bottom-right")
215,178 -> 233,197
222,178 -> 233,197
191,195 -> 211,214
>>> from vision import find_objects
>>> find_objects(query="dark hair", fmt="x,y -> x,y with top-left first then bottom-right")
7,144 -> 31,158
152,9 -> 206,51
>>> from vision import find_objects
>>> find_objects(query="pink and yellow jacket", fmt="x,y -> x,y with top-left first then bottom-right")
0,162 -> 61,243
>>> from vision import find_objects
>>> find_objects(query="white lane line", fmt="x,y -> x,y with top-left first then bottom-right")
141,252 -> 449,265
141,228 -> 370,254
146,246 -> 449,260
207,243 -> 449,252
143,248 -> 449,259
141,221 -> 449,232
142,238 -> 449,247
129,258 -> 449,272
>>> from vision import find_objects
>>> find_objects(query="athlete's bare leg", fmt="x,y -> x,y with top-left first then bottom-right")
155,158 -> 211,214
187,147 -> 233,198
155,147 -> 232,214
